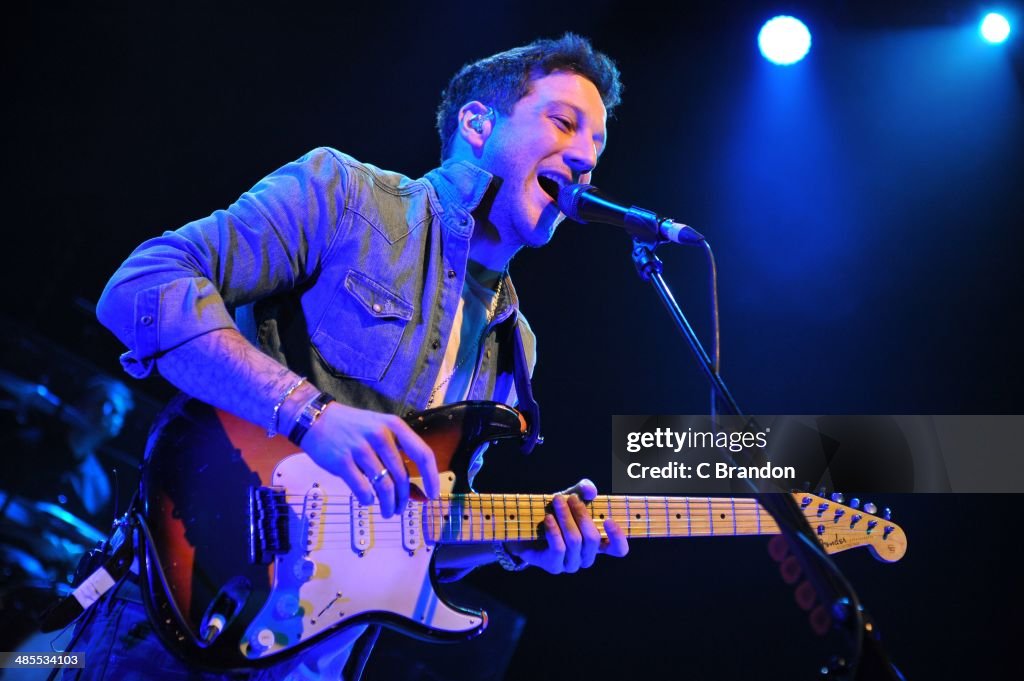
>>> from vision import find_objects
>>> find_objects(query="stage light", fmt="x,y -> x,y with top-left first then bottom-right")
980,13 -> 1011,43
758,16 -> 812,65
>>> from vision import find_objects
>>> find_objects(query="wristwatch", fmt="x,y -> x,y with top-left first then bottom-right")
287,392 -> 335,446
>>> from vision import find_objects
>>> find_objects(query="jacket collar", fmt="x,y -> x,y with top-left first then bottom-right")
424,160 -> 494,223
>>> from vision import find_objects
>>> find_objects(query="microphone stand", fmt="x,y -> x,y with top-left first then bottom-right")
630,239 -> 903,680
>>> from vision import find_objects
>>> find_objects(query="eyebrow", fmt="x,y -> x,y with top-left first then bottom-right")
547,99 -> 607,155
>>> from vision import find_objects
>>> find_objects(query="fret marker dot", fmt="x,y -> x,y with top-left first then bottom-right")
635,513 -> 642,519
676,514 -> 682,519
485,515 -> 491,520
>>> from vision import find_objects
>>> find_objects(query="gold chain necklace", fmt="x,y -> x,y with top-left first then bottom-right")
427,273 -> 506,408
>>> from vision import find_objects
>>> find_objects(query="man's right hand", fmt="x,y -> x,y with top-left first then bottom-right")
149,329 -> 439,519
300,402 -> 440,519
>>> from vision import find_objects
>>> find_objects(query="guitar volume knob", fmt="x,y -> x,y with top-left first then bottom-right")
249,628 -> 276,654
275,594 -> 301,619
293,559 -> 316,582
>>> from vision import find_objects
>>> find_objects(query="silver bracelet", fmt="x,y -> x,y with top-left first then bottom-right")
493,542 -> 528,572
267,376 -> 307,438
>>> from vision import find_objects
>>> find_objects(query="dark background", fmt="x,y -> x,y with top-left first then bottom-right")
4,1 -> 1022,678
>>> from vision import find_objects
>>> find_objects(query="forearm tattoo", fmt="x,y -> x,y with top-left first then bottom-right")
156,329 -> 311,426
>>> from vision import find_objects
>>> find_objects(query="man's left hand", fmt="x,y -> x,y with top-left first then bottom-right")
505,479 -> 628,574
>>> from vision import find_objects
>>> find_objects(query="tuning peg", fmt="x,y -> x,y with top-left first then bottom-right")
882,507 -> 892,521
830,492 -> 845,503
849,497 -> 860,510
863,501 -> 877,514
866,520 -> 878,534
817,486 -> 828,497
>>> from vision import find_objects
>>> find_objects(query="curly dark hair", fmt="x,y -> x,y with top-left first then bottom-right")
436,33 -> 623,161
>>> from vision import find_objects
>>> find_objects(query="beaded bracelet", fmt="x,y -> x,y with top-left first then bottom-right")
493,542 -> 528,572
267,376 -> 307,439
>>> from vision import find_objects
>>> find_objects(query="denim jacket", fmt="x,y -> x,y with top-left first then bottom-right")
94,148 -> 542,677
97,147 -> 536,432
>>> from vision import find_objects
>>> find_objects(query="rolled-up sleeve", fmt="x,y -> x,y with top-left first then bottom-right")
96,147 -> 350,378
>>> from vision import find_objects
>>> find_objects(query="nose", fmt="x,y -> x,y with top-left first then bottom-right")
564,134 -> 598,181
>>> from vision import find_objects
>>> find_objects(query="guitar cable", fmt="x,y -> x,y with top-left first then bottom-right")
44,500 -> 215,681
132,505 -> 207,648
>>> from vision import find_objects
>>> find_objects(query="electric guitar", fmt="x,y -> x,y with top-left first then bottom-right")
137,398 -> 908,671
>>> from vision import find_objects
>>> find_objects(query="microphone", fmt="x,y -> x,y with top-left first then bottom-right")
558,184 -> 705,245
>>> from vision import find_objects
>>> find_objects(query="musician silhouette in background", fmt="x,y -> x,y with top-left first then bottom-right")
0,374 -> 134,649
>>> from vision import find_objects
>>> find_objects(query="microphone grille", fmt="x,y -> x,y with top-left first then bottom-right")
557,184 -> 594,222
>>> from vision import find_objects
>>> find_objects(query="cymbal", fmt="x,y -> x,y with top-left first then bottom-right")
0,369 -> 62,414
0,370 -> 95,431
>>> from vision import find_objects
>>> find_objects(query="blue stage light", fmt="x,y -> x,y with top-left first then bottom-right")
758,16 -> 812,65
980,13 -> 1011,43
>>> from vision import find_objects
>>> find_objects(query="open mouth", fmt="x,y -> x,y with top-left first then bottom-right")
537,175 -> 561,203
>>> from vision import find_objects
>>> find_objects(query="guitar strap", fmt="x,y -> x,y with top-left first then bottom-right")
510,315 -> 542,454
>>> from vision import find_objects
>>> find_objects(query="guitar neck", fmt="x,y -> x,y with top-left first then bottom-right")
426,494 -> 780,543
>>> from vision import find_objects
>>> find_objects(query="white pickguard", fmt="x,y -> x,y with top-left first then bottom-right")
239,454 -> 481,659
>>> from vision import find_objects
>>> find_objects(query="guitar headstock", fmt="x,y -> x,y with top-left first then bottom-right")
790,492 -> 907,562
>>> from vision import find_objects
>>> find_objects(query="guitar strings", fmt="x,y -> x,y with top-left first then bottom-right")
254,496 -> 886,549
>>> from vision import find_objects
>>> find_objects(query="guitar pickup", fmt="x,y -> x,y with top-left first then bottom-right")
303,486 -> 325,552
351,496 -> 374,555
249,486 -> 289,565
401,502 -> 422,553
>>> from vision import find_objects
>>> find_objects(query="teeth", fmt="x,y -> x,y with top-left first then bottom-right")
539,173 -> 566,189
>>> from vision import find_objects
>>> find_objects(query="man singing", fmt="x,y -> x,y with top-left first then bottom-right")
78,33 -> 629,680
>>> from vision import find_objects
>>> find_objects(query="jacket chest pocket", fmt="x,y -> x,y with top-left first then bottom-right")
311,269 -> 414,382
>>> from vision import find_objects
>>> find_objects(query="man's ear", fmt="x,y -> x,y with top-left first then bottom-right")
457,101 -> 495,150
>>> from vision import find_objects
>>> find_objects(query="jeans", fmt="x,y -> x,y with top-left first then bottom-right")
60,578 -> 351,681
